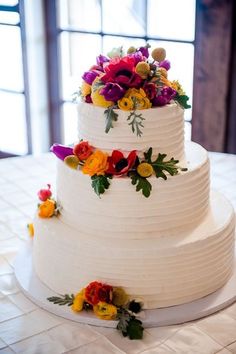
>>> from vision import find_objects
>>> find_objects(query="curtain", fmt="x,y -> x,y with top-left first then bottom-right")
192,0 -> 236,154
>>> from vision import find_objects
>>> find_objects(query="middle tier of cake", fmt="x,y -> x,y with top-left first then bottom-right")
56,141 -> 210,236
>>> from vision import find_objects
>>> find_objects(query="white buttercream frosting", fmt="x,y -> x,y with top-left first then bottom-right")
77,101 -> 185,161
56,141 -> 209,235
33,190 -> 235,309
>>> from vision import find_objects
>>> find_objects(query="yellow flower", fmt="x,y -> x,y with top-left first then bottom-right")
137,162 -> 154,177
112,287 -> 129,307
118,88 -> 151,111
93,301 -> 117,320
82,150 -> 108,176
91,89 -> 114,108
158,67 -> 167,78
117,97 -> 134,110
27,223 -> 34,237
171,80 -> 185,95
38,199 -> 56,218
135,61 -> 150,79
81,81 -> 91,97
91,77 -> 114,108
71,289 -> 85,312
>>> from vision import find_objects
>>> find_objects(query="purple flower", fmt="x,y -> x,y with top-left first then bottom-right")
100,82 -> 125,101
128,51 -> 145,65
50,144 -> 73,161
137,46 -> 149,58
159,60 -> 171,71
96,54 -> 110,67
82,70 -> 100,85
152,87 -> 177,107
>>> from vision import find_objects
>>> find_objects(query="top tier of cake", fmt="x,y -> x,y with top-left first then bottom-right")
78,102 -> 185,161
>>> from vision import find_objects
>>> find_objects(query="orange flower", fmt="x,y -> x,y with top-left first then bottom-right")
38,199 -> 56,218
82,150 -> 108,176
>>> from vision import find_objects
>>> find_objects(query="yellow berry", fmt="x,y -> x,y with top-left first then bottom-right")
137,162 -> 154,177
135,61 -> 150,79
127,46 -> 136,54
64,155 -> 80,169
151,47 -> 166,62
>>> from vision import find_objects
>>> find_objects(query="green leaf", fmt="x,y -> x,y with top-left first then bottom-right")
126,317 -> 144,340
130,173 -> 152,198
143,147 -> 152,162
47,294 -> 74,307
152,154 -> 179,180
104,107 -> 119,133
127,111 -> 145,137
91,175 -> 111,197
174,94 -> 191,109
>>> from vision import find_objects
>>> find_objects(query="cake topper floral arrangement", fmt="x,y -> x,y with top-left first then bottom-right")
75,43 -> 190,136
51,142 -> 187,198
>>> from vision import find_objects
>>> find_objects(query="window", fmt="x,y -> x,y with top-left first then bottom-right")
0,0 -> 30,156
52,0 -> 196,145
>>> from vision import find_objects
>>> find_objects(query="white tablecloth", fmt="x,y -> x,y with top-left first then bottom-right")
0,152 -> 236,354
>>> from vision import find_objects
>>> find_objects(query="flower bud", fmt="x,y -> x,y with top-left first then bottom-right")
135,61 -> 150,79
127,46 -> 136,54
151,47 -> 166,62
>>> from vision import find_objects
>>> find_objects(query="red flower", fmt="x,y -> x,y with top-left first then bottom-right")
85,281 -> 113,305
73,141 -> 93,160
143,82 -> 157,100
106,150 -> 137,176
37,184 -> 52,201
101,56 -> 142,88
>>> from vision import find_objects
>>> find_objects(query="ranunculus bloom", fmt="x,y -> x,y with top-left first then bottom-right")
71,289 -> 85,312
93,301 -> 117,320
85,281 -> 113,305
73,141 -> 93,160
117,97 -> 134,110
82,70 -> 100,85
37,184 -> 52,201
80,81 -> 91,97
118,88 -> 151,110
106,150 -> 137,176
100,82 -> 125,101
51,144 -> 73,161
82,150 -> 108,176
38,199 -> 56,218
101,56 -> 142,88
152,87 -> 177,107
91,88 -> 114,108
143,82 -> 157,100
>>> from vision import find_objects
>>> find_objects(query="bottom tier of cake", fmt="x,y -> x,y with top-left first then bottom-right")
33,191 -> 235,309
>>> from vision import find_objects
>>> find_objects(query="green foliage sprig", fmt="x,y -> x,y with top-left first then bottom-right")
47,294 -> 74,306
127,111 -> 145,137
174,93 -> 191,109
104,106 -> 119,133
144,148 -> 180,180
130,172 -> 152,198
117,300 -> 144,340
91,175 -> 112,197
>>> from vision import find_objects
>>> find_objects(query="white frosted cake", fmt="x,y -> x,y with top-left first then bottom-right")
33,45 -> 235,311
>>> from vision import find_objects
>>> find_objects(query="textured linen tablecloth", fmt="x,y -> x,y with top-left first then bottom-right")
0,152 -> 236,354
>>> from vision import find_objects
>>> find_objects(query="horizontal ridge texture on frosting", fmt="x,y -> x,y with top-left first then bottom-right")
77,101 -> 185,160
33,190 -> 235,309
56,141 -> 210,235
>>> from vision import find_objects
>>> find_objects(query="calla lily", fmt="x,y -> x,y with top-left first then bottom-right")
50,144 -> 73,161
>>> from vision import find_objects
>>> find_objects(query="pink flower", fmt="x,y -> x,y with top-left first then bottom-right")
38,184 -> 52,201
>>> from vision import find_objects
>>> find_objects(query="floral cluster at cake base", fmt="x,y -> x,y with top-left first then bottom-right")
51,141 -> 187,198
74,43 -> 190,136
48,281 -> 144,340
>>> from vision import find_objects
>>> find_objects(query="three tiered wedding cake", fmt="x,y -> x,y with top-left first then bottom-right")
33,45 -> 235,312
